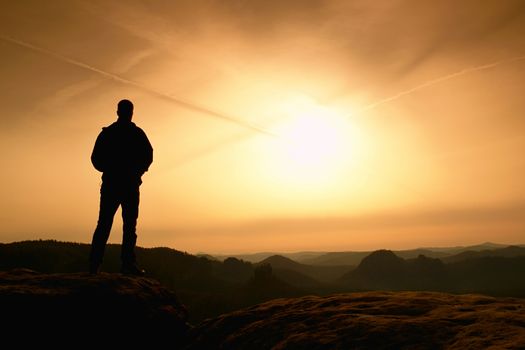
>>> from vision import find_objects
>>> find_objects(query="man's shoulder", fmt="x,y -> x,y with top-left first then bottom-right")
99,121 -> 148,139
130,123 -> 141,130
106,121 -> 120,129
131,124 -> 149,137
100,122 -> 117,132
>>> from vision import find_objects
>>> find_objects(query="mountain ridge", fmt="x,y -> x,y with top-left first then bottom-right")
256,254 -> 353,284
210,241 -> 524,266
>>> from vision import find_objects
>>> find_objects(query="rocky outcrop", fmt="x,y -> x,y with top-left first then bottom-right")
0,269 -> 190,346
3,268 -> 524,349
187,291 -> 525,349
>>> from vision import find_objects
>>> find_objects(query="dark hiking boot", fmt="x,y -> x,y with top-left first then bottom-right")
120,263 -> 145,276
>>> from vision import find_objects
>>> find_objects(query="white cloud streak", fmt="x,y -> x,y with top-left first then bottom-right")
356,55 -> 525,115
0,34 -> 277,137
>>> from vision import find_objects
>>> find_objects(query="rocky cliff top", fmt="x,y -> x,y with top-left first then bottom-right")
188,291 -> 525,349
3,268 -> 524,349
0,269 -> 189,346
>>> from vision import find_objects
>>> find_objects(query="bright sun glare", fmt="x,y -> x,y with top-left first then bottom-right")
282,113 -> 344,167
266,97 -> 362,186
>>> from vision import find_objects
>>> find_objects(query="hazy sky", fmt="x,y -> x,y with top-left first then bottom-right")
1,0 -> 524,253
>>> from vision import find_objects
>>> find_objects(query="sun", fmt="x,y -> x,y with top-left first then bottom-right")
265,97 -> 362,185
281,113 -> 344,167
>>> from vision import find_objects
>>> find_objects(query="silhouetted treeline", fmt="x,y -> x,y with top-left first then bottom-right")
341,249 -> 525,297
1,240 -> 524,322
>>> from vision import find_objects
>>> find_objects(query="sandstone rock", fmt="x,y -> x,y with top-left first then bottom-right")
187,291 -> 525,349
0,269 -> 190,346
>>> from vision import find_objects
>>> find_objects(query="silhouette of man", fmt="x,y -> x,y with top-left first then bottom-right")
89,99 -> 153,275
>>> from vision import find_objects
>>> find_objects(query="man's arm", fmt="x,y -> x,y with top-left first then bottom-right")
138,129 -> 153,173
143,133 -> 153,173
91,130 -> 107,172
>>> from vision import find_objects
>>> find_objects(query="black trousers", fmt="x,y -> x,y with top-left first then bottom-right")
90,181 -> 140,267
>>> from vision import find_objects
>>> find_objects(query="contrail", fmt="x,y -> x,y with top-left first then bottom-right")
355,55 -> 525,115
0,34 -> 277,137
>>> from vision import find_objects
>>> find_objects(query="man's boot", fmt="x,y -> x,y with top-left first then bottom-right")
89,262 -> 100,275
120,263 -> 145,276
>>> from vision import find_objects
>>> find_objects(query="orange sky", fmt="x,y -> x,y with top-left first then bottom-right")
1,0 -> 524,253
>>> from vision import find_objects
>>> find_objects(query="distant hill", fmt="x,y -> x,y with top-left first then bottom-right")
347,250 -> 408,289
256,255 -> 352,283
298,242 -> 523,266
420,242 -> 512,253
298,249 -> 450,266
257,254 -> 307,270
211,257 -> 253,284
341,249 -> 525,296
448,256 -> 525,296
442,245 -> 525,263
299,251 -> 371,266
394,249 -> 451,260
213,251 -> 326,263
195,253 -> 219,261
268,267 -> 322,289
213,252 -> 280,263
255,255 -> 322,289
210,242 -> 525,266
187,291 -> 525,349
238,264 -> 304,304
342,250 -> 446,291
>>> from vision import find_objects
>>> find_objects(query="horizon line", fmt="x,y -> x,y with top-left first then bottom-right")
2,238 -> 523,256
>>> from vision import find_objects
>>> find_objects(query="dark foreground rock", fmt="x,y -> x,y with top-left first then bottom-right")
3,268 -> 524,349
0,269 -> 190,346
187,291 -> 525,349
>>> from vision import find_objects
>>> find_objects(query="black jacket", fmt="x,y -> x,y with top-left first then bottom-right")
91,120 -> 153,185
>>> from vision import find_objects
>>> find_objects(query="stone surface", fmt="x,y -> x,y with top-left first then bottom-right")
3,268 -> 524,349
0,269 -> 190,346
187,291 -> 525,349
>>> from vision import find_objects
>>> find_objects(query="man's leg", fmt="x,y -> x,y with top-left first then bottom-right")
121,186 -> 140,269
89,184 -> 120,273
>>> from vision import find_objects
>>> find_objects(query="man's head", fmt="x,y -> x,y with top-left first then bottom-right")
117,99 -> 134,121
